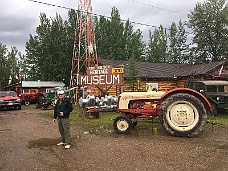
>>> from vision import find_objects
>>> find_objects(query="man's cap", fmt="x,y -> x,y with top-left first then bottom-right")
57,90 -> 65,95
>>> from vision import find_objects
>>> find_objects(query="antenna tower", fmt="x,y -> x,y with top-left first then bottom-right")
70,0 -> 98,87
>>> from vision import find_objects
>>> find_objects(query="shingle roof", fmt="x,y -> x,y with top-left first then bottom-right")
174,61 -> 226,77
98,59 -> 227,79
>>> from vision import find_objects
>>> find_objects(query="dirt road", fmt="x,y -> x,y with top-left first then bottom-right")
0,107 -> 228,171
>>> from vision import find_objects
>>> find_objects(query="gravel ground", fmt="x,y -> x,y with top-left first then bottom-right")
0,107 -> 228,171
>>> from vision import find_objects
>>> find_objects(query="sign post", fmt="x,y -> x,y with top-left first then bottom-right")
77,65 -> 124,116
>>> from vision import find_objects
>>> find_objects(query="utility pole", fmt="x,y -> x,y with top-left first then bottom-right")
70,0 -> 98,88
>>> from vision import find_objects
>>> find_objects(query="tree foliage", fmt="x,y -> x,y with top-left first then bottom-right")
0,44 -> 20,89
188,0 -> 228,62
146,25 -> 168,62
95,7 -> 145,60
25,12 -> 75,85
125,57 -> 138,91
168,20 -> 189,63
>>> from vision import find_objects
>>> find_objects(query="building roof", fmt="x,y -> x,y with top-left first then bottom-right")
21,81 -> 64,88
98,59 -> 227,79
192,80 -> 228,86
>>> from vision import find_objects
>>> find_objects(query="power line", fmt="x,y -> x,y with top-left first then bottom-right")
27,0 -> 162,29
28,0 -> 191,33
28,0 -> 72,10
127,0 -> 187,16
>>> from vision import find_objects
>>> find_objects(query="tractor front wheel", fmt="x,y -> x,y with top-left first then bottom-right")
113,115 -> 132,134
160,93 -> 207,137
25,100 -> 30,105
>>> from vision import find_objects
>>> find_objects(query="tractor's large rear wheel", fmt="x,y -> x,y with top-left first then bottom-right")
159,93 -> 207,137
209,102 -> 217,116
113,115 -> 132,134
36,93 -> 45,104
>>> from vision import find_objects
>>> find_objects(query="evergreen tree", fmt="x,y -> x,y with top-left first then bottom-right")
146,25 -> 168,62
168,20 -> 189,63
18,52 -> 29,81
0,44 -> 21,89
7,47 -> 20,84
108,7 -> 125,60
0,43 -> 9,89
125,57 -> 138,92
123,19 -> 145,61
94,7 -> 145,61
94,15 -> 111,59
25,13 -> 73,85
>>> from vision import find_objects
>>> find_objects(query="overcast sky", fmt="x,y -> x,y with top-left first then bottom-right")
0,0 -> 219,54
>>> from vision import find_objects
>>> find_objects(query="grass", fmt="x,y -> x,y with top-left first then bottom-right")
22,104 -> 37,109
207,114 -> 228,125
23,104 -> 228,128
71,111 -> 119,127
70,105 -> 163,128
70,106 -> 228,127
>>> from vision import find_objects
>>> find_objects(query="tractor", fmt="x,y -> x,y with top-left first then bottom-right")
113,88 -> 212,137
19,89 -> 45,105
35,91 -> 57,110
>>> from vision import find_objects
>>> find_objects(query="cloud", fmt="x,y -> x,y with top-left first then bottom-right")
0,0 -> 206,53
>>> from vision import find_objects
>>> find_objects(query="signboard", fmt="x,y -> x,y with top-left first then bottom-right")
112,68 -> 124,74
146,83 -> 158,91
87,65 -> 112,75
77,65 -> 124,86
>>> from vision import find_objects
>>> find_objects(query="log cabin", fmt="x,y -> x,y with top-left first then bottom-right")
85,59 -> 228,97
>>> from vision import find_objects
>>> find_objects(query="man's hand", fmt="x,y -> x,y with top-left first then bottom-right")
60,112 -> 64,116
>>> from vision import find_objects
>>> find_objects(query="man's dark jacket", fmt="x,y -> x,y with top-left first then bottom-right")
54,98 -> 73,119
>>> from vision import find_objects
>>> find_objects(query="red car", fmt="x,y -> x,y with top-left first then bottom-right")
0,91 -> 21,110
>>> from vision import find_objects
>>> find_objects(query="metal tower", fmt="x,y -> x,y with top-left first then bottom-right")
70,0 -> 98,87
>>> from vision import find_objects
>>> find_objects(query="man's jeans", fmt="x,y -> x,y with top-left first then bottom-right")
57,118 -> 71,144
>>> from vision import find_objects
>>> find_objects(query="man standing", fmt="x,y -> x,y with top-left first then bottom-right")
53,90 -> 73,149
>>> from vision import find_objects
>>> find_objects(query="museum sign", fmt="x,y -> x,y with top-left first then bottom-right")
77,65 -> 124,85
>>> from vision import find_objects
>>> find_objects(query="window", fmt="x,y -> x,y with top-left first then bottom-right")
207,86 -> 217,92
0,91 -> 17,97
196,85 -> 205,93
224,86 -> 228,92
218,86 -> 224,92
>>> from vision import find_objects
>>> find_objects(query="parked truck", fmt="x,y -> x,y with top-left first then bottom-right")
113,88 -> 212,137
0,91 -> 21,110
185,80 -> 228,115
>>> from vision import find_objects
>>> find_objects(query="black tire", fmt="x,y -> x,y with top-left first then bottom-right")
159,93 -> 207,137
36,93 -> 45,104
132,121 -> 138,128
113,115 -> 132,134
18,105 -> 21,110
25,100 -> 30,105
